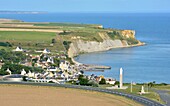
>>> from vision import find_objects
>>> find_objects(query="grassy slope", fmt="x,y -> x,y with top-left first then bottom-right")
99,84 -> 165,104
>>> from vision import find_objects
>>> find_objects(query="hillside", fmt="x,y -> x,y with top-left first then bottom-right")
0,19 -> 144,56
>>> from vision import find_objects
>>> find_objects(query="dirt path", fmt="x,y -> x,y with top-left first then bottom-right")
0,85 -> 142,106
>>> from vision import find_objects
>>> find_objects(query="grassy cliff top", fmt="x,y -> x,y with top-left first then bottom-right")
0,20 -> 139,52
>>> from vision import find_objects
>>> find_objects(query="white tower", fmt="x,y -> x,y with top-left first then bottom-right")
119,68 -> 123,88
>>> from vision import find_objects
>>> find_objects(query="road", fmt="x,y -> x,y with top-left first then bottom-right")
156,90 -> 170,106
0,82 -> 165,106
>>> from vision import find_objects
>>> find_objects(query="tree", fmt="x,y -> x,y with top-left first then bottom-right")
51,38 -> 56,44
88,80 -> 99,87
99,78 -> 106,84
78,75 -> 89,85
114,81 -> 120,85
148,81 -> 156,88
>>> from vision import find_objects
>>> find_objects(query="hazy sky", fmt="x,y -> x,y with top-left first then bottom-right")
0,0 -> 170,13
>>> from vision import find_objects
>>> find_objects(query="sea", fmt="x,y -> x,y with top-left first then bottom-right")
1,13 -> 170,84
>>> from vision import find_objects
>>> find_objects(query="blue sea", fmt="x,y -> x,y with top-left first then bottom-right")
1,13 -> 170,83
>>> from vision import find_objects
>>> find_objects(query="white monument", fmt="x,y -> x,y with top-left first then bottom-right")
139,85 -> 149,95
106,67 -> 128,89
141,86 -> 145,93
119,67 -> 123,88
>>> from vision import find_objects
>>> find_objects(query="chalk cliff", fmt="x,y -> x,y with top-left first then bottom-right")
68,30 -> 142,57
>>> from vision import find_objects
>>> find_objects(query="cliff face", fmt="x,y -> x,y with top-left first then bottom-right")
68,39 -> 128,57
120,30 -> 135,38
67,30 -> 143,58
68,30 -> 137,57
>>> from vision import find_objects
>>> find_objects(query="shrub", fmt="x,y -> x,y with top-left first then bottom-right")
88,80 -> 99,87
51,38 -> 56,44
22,76 -> 27,81
99,78 -> 106,84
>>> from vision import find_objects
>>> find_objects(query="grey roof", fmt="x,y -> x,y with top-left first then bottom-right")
3,74 -> 24,79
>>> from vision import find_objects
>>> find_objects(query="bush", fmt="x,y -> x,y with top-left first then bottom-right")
51,39 -> 56,44
88,80 -> 99,87
49,81 -> 55,83
159,83 -> 168,86
126,38 -> 139,45
99,78 -> 106,84
0,42 -> 12,47
114,81 -> 120,85
79,78 -> 89,85
78,75 -> 89,86
63,41 -> 72,50
22,76 -> 27,81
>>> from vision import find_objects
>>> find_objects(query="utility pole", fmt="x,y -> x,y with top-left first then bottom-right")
147,82 -> 149,92
131,81 -> 133,93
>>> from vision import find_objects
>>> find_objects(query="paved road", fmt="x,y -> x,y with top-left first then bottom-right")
0,82 -> 165,106
156,90 -> 170,106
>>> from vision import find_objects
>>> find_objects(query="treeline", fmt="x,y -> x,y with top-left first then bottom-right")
0,49 -> 27,64
0,49 -> 43,75
0,63 -> 43,75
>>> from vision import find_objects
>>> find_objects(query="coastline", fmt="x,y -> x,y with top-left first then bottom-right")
71,42 -> 146,68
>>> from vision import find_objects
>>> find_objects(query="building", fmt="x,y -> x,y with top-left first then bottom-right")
21,69 -> 26,76
14,46 -> 23,52
3,74 -> 23,82
43,48 -> 50,54
59,60 -> 70,71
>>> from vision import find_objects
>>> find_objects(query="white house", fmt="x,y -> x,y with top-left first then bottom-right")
43,48 -> 50,54
47,67 -> 58,72
6,68 -> 12,75
105,78 -> 116,85
47,57 -> 54,64
21,69 -> 26,76
14,46 -> 23,52
59,60 -> 70,71
27,71 -> 35,78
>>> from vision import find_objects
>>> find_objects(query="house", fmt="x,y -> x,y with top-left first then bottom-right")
21,69 -> 26,76
47,57 -> 54,64
27,71 -> 35,78
43,48 -> 50,54
59,60 -> 70,71
105,78 -> 116,85
6,68 -> 12,75
14,46 -> 23,52
46,67 -> 58,72
0,61 -> 4,69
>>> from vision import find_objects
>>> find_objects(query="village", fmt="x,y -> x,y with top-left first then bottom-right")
0,46 -> 117,87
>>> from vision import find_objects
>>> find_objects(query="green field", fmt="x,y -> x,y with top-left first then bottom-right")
34,22 -> 101,27
0,31 -> 56,42
0,20 -> 140,52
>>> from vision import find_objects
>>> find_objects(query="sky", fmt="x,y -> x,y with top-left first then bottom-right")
0,0 -> 170,13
